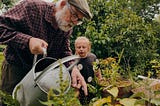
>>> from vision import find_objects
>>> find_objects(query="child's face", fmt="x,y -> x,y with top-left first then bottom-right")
75,40 -> 89,58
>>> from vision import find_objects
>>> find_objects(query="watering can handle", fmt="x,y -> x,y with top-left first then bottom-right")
34,55 -> 80,83
33,48 -> 47,65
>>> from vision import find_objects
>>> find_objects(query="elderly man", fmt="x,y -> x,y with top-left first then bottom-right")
0,0 -> 92,103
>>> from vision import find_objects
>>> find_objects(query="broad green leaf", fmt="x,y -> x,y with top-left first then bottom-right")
151,98 -> 160,105
107,87 -> 119,98
93,96 -> 112,106
119,98 -> 137,106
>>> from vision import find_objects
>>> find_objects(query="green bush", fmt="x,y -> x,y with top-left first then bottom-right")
71,0 -> 160,78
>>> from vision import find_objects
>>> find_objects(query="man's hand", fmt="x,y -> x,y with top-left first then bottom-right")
29,37 -> 48,54
71,66 -> 88,96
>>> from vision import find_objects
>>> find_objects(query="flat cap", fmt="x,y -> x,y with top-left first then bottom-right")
68,0 -> 92,19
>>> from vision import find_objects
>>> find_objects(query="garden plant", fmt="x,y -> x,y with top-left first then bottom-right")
1,0 -> 160,106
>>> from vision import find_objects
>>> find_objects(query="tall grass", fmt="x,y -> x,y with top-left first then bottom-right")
0,52 -> 4,65
0,52 -> 4,84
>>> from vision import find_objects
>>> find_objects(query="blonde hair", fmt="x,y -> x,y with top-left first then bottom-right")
74,36 -> 91,52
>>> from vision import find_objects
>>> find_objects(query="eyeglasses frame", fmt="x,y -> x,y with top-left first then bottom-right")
67,3 -> 83,25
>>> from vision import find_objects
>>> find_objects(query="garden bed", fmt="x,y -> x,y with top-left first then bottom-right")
87,57 -> 160,106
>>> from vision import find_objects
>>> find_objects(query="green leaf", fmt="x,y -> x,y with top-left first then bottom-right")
87,84 -> 97,94
151,98 -> 160,105
130,92 -> 145,98
107,87 -> 119,98
119,98 -> 137,106
93,96 -> 112,106
39,100 -> 55,105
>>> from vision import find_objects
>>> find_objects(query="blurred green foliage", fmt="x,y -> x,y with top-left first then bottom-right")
1,0 -> 160,79
0,0 -> 18,14
1,0 -> 160,105
71,0 -> 160,77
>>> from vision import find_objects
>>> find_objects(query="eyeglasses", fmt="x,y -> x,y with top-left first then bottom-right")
67,4 -> 83,25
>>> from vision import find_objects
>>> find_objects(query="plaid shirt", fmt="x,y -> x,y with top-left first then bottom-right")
0,0 -> 72,70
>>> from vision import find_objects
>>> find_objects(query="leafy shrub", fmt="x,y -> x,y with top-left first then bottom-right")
87,57 -> 160,106
71,0 -> 160,78
0,90 -> 19,106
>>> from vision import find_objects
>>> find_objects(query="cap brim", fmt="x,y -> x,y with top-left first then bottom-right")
72,5 -> 92,19
68,1 -> 92,19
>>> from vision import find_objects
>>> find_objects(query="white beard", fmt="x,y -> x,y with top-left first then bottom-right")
55,6 -> 74,32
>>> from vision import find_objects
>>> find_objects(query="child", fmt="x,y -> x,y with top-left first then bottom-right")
74,36 -> 97,105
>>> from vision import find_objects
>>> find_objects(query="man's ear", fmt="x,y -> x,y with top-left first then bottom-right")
60,0 -> 67,9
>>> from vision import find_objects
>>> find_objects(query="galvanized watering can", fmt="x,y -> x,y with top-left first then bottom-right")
12,49 -> 80,106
